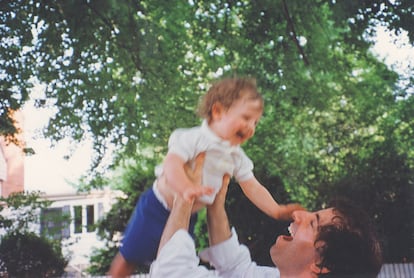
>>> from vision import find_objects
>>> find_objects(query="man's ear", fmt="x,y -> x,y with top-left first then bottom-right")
211,103 -> 224,120
310,263 -> 330,275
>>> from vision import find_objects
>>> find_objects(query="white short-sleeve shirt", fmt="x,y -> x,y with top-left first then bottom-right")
156,120 -> 254,204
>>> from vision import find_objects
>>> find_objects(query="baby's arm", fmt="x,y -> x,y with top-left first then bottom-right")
163,152 -> 213,201
239,177 -> 304,221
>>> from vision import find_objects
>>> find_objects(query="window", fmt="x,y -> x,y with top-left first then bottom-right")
73,204 -> 96,234
41,203 -> 98,238
74,206 -> 82,234
86,205 -> 94,232
40,206 -> 70,240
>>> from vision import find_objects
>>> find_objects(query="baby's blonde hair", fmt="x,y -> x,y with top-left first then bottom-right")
197,77 -> 263,122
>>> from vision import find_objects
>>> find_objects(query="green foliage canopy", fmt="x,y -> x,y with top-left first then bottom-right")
1,0 -> 412,162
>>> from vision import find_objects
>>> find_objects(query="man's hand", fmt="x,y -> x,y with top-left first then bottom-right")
184,152 -> 205,184
182,152 -> 214,202
158,153 -> 210,255
208,174 -> 230,208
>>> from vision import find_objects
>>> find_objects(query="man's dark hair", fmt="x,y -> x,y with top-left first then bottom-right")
315,198 -> 383,277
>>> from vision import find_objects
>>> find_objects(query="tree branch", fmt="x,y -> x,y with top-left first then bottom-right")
83,1 -> 144,72
282,0 -> 309,66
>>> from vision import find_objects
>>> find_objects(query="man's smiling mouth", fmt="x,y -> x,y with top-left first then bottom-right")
288,224 -> 295,237
278,224 -> 294,242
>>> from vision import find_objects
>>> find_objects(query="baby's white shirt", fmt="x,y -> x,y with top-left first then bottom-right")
156,120 -> 254,204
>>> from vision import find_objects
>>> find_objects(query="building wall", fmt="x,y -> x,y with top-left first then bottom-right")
40,189 -> 123,268
0,110 -> 25,197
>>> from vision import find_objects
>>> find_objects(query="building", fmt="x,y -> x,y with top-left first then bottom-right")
0,110 -> 25,198
0,109 -> 121,275
40,188 -> 122,274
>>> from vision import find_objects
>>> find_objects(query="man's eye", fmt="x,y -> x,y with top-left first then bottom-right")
311,219 -> 317,230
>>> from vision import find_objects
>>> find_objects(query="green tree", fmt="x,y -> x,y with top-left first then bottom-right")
0,191 -> 50,233
0,191 -> 68,277
0,232 -> 67,278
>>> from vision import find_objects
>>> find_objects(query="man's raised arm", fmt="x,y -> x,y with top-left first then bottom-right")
206,174 -> 232,246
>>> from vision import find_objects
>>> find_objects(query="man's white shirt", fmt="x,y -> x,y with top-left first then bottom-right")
150,228 -> 280,278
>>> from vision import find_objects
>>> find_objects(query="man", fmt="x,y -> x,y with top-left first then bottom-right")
148,156 -> 383,277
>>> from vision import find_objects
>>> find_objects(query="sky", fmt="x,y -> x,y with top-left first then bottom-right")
23,26 -> 413,195
24,95 -> 94,194
371,26 -> 413,82
24,128 -> 93,194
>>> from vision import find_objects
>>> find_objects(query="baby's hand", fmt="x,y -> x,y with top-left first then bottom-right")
274,203 -> 306,221
182,185 -> 214,202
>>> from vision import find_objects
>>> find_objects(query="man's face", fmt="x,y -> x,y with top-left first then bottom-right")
270,208 -> 336,276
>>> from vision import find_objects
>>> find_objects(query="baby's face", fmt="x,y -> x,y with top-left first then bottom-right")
212,97 -> 263,145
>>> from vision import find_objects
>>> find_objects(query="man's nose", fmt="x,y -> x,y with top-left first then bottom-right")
292,210 -> 308,222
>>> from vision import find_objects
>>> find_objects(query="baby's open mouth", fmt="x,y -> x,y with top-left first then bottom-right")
236,131 -> 244,139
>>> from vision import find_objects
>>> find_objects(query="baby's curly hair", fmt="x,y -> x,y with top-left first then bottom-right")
197,77 -> 263,122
